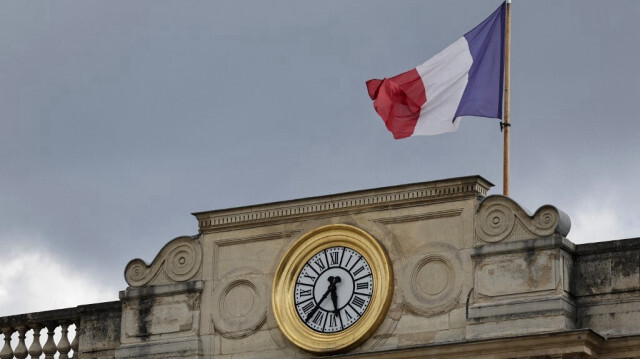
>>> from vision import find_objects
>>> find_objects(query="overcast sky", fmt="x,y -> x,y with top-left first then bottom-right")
2,0 -> 639,316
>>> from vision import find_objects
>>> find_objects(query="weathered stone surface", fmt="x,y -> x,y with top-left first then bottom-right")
117,281 -> 203,358
573,239 -> 640,296
78,301 -> 122,358
475,250 -> 558,297
120,283 -> 201,339
468,233 -> 576,339
573,238 -> 640,338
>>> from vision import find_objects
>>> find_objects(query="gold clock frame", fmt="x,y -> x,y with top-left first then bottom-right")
272,224 -> 393,354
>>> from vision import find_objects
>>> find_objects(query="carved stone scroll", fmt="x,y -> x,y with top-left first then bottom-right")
475,195 -> 571,244
125,236 -> 203,287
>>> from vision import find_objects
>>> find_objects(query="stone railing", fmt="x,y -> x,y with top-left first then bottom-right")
0,307 -> 79,359
0,301 -> 121,359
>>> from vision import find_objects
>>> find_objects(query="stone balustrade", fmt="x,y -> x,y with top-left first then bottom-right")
0,307 -> 78,359
0,302 -> 121,359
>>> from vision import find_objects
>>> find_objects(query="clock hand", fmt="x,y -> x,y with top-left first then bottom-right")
305,276 -> 340,323
330,276 -> 341,316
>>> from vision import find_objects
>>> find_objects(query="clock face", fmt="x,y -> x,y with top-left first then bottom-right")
294,246 -> 374,333
272,224 -> 393,354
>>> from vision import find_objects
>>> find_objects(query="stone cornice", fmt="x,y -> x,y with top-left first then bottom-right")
120,281 -> 204,300
471,235 -> 576,258
333,330 -> 606,358
575,237 -> 640,256
193,176 -> 493,232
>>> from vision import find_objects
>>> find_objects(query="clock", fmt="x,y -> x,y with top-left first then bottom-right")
272,224 -> 393,354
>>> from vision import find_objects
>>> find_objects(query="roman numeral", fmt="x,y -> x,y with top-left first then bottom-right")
348,255 -> 361,271
303,273 -> 316,282
314,259 -> 326,271
343,254 -> 352,268
329,252 -> 339,265
356,282 -> 368,290
352,295 -> 365,308
353,266 -> 364,276
302,301 -> 314,315
300,289 -> 312,297
344,309 -> 353,320
312,310 -> 324,325
328,313 -> 336,327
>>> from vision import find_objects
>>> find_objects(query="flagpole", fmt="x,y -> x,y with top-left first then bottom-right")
503,0 -> 512,196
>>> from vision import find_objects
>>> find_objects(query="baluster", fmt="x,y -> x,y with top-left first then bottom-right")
57,322 -> 71,359
13,325 -> 28,359
0,327 -> 13,359
42,323 -> 57,359
28,324 -> 43,359
69,321 -> 79,359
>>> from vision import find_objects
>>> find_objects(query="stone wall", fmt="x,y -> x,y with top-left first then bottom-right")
574,238 -> 640,336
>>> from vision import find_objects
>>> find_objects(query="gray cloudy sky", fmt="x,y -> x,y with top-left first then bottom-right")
1,0 -> 639,315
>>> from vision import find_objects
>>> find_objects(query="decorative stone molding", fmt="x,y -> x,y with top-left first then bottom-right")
194,176 -> 492,232
401,243 -> 463,316
372,209 -> 464,225
475,195 -> 571,244
212,268 -> 267,339
125,236 -> 202,287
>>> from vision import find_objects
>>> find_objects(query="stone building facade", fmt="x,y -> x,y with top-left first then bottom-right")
2,175 -> 640,358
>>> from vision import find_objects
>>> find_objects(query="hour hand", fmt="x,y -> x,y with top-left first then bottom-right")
330,288 -> 339,315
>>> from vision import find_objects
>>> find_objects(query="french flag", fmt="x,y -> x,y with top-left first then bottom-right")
367,2 -> 506,139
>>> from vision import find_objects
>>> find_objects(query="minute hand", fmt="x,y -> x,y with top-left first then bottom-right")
305,288 -> 332,323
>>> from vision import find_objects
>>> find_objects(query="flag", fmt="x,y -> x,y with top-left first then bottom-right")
366,2 -> 506,139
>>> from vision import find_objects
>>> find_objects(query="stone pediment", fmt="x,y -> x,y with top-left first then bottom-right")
193,175 -> 492,232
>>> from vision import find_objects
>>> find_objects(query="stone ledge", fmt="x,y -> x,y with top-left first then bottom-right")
472,235 -> 575,257
78,301 -> 122,314
120,281 -> 204,300
115,337 -> 202,359
0,301 -> 120,326
602,335 -> 640,358
575,237 -> 640,256
575,291 -> 640,307
332,330 -> 605,359
193,176 -> 492,232
468,296 -> 575,323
